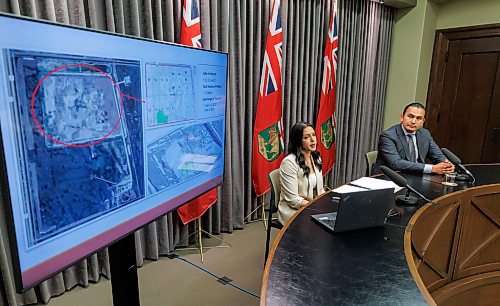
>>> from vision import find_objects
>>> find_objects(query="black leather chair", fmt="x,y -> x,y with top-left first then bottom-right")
265,169 -> 283,265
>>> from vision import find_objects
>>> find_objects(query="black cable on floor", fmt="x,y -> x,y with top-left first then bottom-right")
167,254 -> 260,299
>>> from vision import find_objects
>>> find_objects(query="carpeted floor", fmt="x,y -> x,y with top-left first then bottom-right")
45,221 -> 276,306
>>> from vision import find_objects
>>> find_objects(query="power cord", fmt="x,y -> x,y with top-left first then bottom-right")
387,208 -> 400,218
166,254 -> 260,299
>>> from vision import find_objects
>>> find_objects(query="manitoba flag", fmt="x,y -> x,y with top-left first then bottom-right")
251,0 -> 285,196
315,0 -> 338,176
177,0 -> 218,224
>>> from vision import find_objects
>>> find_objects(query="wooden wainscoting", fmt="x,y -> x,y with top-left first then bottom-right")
405,184 -> 500,306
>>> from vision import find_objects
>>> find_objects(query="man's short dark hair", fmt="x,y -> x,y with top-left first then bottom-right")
402,102 -> 425,115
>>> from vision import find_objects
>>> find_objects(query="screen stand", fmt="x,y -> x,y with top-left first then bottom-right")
109,233 -> 140,306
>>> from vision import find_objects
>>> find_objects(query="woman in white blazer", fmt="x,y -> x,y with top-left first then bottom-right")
277,122 -> 325,225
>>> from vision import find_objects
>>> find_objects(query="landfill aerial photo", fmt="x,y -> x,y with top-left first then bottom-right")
6,50 -> 144,246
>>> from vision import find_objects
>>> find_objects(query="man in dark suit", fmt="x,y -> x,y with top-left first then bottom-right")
373,102 -> 455,174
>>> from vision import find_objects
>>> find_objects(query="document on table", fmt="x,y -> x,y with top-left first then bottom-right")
331,184 -> 367,194
348,177 -> 404,193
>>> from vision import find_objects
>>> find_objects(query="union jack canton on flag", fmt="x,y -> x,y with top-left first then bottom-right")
181,0 -> 202,48
251,0 -> 285,196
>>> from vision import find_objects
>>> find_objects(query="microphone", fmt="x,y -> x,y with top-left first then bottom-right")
441,148 -> 476,184
380,166 -> 432,205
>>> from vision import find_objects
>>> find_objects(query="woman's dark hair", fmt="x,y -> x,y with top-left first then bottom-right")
287,122 -> 322,176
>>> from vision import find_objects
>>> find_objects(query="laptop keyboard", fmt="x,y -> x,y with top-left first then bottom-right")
313,212 -> 338,231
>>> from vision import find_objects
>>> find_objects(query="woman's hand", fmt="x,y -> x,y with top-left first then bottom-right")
301,198 -> 312,206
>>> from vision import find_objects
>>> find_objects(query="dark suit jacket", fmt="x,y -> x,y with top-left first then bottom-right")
372,124 -> 446,174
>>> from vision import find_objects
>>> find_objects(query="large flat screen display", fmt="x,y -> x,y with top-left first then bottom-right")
0,14 -> 227,291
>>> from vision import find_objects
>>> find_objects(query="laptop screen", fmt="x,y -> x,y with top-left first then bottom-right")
312,188 -> 394,233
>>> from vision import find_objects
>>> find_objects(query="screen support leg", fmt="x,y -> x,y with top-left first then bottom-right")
109,233 -> 140,306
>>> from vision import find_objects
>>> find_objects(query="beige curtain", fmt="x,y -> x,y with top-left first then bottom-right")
0,0 -> 394,304
332,0 -> 394,187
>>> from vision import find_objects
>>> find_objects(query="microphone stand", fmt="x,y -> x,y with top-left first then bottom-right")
455,173 -> 470,181
395,189 -> 418,206
389,185 -> 433,218
405,184 -> 432,203
379,166 -> 434,219
441,148 -> 476,184
455,166 -> 476,184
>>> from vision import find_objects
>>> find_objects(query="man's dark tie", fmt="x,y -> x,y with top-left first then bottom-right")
407,134 -> 417,162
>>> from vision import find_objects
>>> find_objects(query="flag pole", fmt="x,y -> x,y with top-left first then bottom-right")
176,216 -> 231,263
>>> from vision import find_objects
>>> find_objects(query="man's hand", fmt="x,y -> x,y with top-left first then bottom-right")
431,161 -> 455,174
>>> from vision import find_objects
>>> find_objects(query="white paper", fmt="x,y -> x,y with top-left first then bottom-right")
331,184 -> 367,194
349,177 -> 404,193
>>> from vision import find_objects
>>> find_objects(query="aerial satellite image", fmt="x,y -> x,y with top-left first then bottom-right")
147,120 -> 224,195
7,50 -> 144,246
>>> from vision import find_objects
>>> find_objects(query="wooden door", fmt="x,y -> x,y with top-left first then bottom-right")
426,24 -> 500,164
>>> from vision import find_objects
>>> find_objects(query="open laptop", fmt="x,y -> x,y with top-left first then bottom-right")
311,188 -> 394,233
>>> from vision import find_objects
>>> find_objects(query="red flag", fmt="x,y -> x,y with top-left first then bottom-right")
177,0 -> 217,225
315,0 -> 338,175
177,189 -> 217,225
180,0 -> 202,48
251,0 -> 285,196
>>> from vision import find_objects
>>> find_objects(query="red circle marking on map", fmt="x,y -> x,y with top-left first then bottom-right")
30,63 -> 125,148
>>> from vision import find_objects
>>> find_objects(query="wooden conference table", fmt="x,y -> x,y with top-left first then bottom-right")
261,164 -> 500,305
